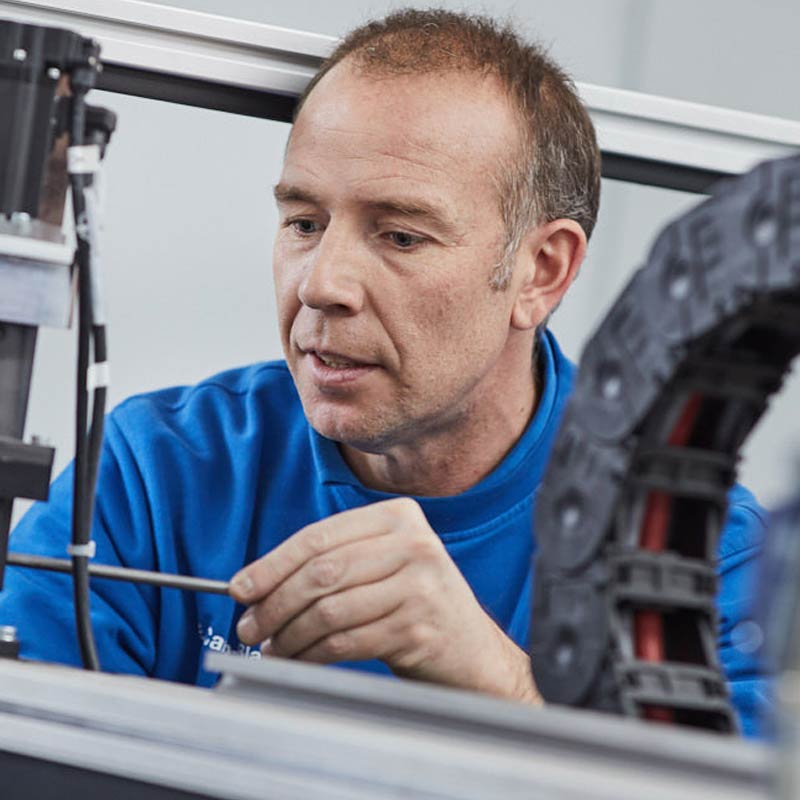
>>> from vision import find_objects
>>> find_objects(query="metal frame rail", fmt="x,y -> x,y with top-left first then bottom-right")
0,654 -> 775,799
1,0 -> 799,193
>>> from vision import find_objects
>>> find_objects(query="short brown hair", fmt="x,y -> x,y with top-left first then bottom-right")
295,9 -> 601,289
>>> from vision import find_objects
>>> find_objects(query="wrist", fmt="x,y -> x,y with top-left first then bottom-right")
506,639 -> 544,706
474,624 -> 543,706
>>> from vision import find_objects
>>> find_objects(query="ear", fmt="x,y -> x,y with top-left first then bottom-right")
509,219 -> 587,331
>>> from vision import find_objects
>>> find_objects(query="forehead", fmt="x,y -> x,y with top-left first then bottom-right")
284,63 -> 518,196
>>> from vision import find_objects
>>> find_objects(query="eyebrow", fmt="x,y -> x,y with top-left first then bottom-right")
272,183 -> 461,239
273,184 -> 321,206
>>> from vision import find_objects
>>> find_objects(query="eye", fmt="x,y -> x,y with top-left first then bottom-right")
288,218 -> 318,235
387,231 -> 424,249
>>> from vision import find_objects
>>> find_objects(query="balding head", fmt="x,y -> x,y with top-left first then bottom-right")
295,9 -> 601,289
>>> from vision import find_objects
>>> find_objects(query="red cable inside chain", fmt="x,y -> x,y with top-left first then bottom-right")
635,394 -> 702,723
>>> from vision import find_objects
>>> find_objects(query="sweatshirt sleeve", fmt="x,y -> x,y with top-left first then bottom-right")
0,413 -> 159,674
717,485 -> 770,738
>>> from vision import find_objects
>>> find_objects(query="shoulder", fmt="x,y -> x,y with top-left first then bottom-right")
106,360 -> 305,453
719,483 -> 767,567
113,360 -> 298,419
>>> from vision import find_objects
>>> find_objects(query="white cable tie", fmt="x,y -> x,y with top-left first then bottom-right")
67,541 -> 96,559
67,144 -> 101,175
86,361 -> 110,392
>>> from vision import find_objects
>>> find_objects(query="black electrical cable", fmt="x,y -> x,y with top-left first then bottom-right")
69,81 -> 101,672
87,321 -> 107,496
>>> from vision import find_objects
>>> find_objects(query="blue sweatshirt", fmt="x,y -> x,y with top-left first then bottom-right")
0,331 -> 767,734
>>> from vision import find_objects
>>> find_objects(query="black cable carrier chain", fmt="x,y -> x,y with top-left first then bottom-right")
530,153 -> 800,732
608,549 -> 718,610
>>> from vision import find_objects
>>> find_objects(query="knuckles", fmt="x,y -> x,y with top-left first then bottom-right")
407,620 -> 434,653
304,526 -> 331,556
318,631 -> 352,660
381,497 -> 444,562
406,531 -> 442,562
383,496 -> 425,524
390,621 -> 436,673
314,595 -> 343,629
307,555 -> 342,590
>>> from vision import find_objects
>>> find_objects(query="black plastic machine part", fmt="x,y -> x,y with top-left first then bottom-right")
531,154 -> 800,732
0,18 -> 91,215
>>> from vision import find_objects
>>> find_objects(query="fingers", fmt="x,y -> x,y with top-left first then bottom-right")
230,498 -> 423,605
236,533 -> 410,645
290,615 -> 403,665
268,572 -> 408,658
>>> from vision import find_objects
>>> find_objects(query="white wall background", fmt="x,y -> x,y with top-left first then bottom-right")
15,0 -> 800,527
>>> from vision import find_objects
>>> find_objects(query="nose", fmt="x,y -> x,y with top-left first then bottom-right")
298,223 -> 366,314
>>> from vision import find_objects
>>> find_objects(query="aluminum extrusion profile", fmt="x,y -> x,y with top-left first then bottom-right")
0,0 -> 799,192
0,655 -> 774,800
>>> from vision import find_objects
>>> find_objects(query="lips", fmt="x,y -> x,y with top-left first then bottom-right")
302,348 -> 379,387
313,350 -> 369,369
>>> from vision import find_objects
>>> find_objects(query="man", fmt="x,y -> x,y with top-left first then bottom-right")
1,10 -> 766,733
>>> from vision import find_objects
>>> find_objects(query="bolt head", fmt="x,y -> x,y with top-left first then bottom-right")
47,67 -> 61,80
11,211 -> 31,229
12,48 -> 27,61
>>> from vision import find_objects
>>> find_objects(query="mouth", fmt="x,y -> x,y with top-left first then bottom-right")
313,351 -> 369,369
303,348 -> 380,386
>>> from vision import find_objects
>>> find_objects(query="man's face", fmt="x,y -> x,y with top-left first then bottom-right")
273,63 -> 527,452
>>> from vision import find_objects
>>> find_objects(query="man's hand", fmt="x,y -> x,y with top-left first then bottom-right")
230,497 -> 541,704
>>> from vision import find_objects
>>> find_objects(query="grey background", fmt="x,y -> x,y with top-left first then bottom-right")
15,0 -> 800,528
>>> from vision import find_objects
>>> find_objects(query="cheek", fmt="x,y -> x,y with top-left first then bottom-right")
416,276 -> 502,341
273,243 -> 302,333
399,279 -> 507,375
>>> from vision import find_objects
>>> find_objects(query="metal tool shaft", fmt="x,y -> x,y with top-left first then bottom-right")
5,551 -> 230,595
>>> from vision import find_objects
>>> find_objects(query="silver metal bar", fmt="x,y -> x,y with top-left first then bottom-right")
1,0 -> 798,181
583,82 -> 800,179
5,550 -> 230,595
0,656 -> 774,799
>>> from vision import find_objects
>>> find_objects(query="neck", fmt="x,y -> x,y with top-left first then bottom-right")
341,348 -> 540,497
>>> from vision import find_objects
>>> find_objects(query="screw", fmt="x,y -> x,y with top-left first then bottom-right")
47,67 -> 61,80
12,48 -> 27,61
11,212 -> 31,231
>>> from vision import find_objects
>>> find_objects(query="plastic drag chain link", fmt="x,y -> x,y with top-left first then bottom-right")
531,154 -> 800,732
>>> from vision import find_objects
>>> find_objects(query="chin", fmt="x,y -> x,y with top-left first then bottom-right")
305,404 -> 397,453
